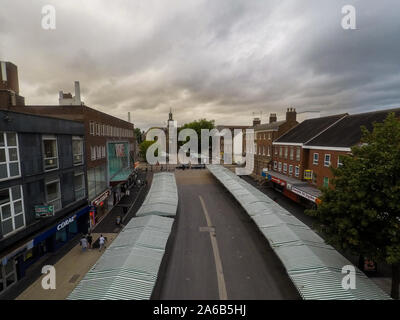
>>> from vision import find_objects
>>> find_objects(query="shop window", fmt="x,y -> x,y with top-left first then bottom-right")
0,185 -> 25,237
324,154 -> 331,167
0,132 -> 21,181
42,135 -> 58,171
313,153 -> 319,165
45,180 -> 62,212
0,258 -> 17,294
74,172 -> 86,201
72,136 -> 84,165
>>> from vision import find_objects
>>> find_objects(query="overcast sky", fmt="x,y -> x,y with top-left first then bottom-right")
1,0 -> 399,130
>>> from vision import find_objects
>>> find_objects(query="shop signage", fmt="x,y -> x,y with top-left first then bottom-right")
286,183 -> 292,190
270,176 -> 286,187
35,205 -> 54,218
57,215 -> 76,231
91,190 -> 111,206
291,186 -> 318,203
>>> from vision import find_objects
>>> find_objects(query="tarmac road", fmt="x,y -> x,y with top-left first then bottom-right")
156,169 -> 300,300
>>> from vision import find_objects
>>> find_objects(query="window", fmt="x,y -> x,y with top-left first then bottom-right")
102,124 -> 105,136
267,146 -> 271,156
0,132 -> 20,180
289,147 -> 294,160
0,186 -> 25,237
274,146 -> 278,155
324,154 -> 331,167
90,146 -> 96,161
263,146 -> 265,156
313,153 -> 319,165
279,147 -> 283,157
278,162 -> 282,172
72,136 -> 83,165
283,163 -> 287,173
96,146 -> 101,159
312,172 -> 317,185
274,161 -> 277,170
289,165 -> 293,175
101,146 -> 106,158
42,135 -> 58,171
295,166 -> 299,177
45,180 -> 61,212
268,133 -> 271,140
89,122 -> 95,135
74,172 -> 86,200
337,155 -> 344,167
296,147 -> 300,161
323,177 -> 329,188
284,147 -> 288,159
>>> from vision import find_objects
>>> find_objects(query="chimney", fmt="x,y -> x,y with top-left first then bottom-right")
74,81 -> 81,104
253,117 -> 261,126
128,112 -> 131,123
286,107 -> 297,123
269,113 -> 277,123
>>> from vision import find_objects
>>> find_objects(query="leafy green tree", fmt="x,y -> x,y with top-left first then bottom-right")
139,140 -> 156,161
306,113 -> 400,299
134,128 -> 143,144
178,119 -> 215,152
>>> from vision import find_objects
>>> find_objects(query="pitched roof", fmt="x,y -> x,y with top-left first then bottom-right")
305,107 -> 400,148
274,114 -> 347,144
254,120 -> 287,131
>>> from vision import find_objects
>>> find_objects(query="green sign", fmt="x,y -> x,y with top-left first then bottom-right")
35,205 -> 55,218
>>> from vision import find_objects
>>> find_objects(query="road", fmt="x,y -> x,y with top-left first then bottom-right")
156,169 -> 300,300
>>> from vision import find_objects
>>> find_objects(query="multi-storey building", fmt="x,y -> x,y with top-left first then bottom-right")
0,65 -> 136,228
0,109 -> 87,296
268,108 -> 400,207
253,108 -> 298,177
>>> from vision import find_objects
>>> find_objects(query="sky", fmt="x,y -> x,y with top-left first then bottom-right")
0,0 -> 399,130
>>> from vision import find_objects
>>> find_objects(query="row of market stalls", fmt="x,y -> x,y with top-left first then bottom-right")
68,172 -> 178,300
208,165 -> 390,300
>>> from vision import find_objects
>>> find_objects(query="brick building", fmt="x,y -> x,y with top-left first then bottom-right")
0,61 -> 25,108
0,65 -> 136,228
253,108 -> 298,177
268,108 -> 400,207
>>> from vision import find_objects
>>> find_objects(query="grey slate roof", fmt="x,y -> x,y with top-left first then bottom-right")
275,114 -> 347,144
254,120 -> 287,131
304,108 -> 400,148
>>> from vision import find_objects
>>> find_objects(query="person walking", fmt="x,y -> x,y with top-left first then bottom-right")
99,234 -> 106,252
86,233 -> 93,249
80,235 -> 88,252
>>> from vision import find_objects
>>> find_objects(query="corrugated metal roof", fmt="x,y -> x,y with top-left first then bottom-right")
207,164 -> 391,300
136,172 -> 178,217
68,172 -> 179,300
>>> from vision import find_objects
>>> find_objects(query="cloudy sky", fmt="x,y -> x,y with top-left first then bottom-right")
1,0 -> 399,130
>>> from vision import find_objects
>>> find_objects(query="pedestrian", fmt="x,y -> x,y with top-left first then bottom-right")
99,234 -> 106,252
116,215 -> 121,226
80,235 -> 88,252
137,179 -> 141,186
86,233 -> 93,249
126,188 -> 130,196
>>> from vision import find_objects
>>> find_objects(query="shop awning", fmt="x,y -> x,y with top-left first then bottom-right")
110,168 -> 133,183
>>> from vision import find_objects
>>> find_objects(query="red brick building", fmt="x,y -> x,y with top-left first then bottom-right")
253,108 -> 298,177
269,108 -> 400,207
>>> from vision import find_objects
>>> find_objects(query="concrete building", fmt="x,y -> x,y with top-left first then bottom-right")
0,109 -> 88,296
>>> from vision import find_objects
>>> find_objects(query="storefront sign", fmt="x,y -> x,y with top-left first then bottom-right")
270,175 -> 286,187
57,215 -> 76,231
291,186 -> 318,203
91,190 -> 111,206
35,205 -> 54,218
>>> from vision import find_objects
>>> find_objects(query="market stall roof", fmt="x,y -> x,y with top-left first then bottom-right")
67,215 -> 173,300
207,164 -> 391,300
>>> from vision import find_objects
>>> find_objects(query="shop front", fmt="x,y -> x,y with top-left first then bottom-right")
268,173 -> 286,193
90,189 -> 111,228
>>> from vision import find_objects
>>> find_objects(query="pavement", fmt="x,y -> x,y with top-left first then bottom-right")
154,169 -> 300,300
16,233 -> 116,300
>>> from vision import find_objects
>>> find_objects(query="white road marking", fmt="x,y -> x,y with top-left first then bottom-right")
199,195 -> 228,300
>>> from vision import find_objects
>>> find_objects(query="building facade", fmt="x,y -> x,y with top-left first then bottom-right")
253,108 -> 298,177
0,110 -> 88,296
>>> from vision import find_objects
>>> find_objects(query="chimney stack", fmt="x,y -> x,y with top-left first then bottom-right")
253,117 -> 261,127
74,81 -> 81,104
286,107 -> 297,123
269,113 -> 277,123
128,112 -> 131,123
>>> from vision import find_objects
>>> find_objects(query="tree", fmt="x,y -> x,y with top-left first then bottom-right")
306,113 -> 400,299
134,128 -> 143,144
139,140 -> 156,161
178,119 -> 215,152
